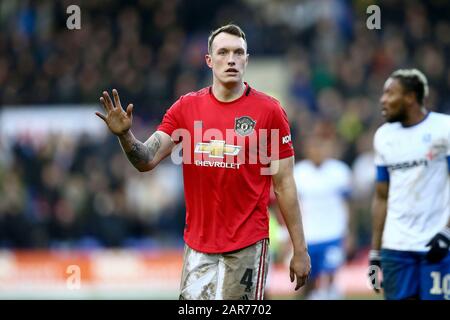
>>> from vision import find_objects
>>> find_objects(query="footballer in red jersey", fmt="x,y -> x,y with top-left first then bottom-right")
96,24 -> 311,300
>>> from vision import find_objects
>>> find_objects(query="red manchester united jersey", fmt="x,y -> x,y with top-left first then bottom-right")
157,83 -> 294,253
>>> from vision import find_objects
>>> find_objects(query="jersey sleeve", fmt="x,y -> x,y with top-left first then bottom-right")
156,96 -> 183,142
373,129 -> 389,182
269,102 -> 295,160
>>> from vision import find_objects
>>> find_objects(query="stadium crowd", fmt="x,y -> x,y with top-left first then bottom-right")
1,0 -> 449,249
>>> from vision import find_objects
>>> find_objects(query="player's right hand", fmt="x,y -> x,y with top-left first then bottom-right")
368,249 -> 382,293
96,89 -> 133,136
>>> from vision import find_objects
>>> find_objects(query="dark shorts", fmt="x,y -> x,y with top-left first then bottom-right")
381,249 -> 450,300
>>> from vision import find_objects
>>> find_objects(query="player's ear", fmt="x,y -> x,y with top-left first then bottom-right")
404,91 -> 415,105
205,54 -> 212,69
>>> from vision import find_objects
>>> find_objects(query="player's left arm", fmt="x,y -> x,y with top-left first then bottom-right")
425,158 -> 450,263
446,133 -> 450,230
447,170 -> 450,230
271,156 -> 311,290
447,165 -> 450,229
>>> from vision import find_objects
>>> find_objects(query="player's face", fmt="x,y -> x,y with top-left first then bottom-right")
379,78 -> 408,123
206,32 -> 248,86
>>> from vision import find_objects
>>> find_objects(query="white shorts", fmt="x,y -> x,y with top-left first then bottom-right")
179,238 -> 270,300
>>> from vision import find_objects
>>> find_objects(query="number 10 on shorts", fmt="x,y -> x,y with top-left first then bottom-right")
430,271 -> 450,299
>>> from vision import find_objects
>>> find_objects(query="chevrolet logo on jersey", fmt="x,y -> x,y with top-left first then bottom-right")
194,140 -> 241,158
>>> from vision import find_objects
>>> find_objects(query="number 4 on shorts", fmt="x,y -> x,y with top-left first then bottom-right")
240,268 -> 253,292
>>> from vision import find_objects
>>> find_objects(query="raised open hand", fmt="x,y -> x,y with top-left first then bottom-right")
96,89 -> 134,136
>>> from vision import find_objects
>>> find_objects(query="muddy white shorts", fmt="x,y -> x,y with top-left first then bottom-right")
179,238 -> 270,300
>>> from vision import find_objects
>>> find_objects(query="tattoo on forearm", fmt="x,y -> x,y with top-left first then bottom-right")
126,142 -> 150,167
124,133 -> 162,168
145,132 -> 162,159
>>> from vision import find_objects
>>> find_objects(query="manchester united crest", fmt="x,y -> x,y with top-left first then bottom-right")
234,116 -> 256,136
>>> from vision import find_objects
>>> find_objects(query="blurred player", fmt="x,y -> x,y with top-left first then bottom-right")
369,69 -> 450,300
95,24 -> 310,300
294,135 -> 355,299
